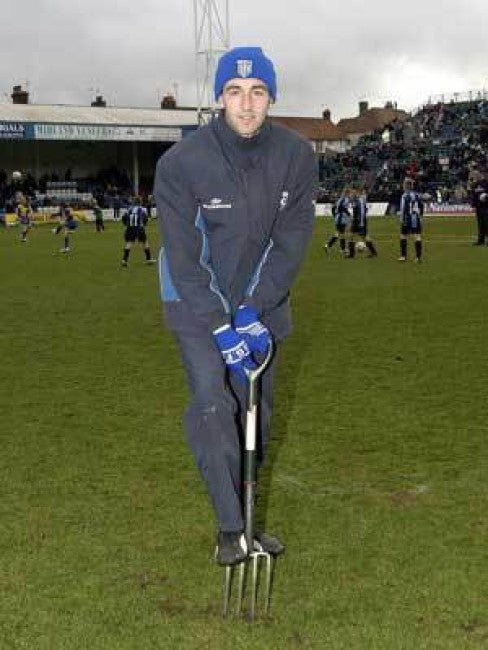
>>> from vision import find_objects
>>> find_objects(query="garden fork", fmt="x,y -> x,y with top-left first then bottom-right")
222,342 -> 274,621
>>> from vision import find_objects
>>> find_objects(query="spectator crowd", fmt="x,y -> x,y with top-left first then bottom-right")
0,165 -> 155,216
318,97 -> 488,210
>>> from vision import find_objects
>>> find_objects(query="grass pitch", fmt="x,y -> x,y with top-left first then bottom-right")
1,217 -> 487,649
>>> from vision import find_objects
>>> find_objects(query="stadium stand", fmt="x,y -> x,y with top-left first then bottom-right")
1,88 -> 486,217
317,96 -> 488,209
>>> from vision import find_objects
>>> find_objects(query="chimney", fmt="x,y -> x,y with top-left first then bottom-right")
359,100 -> 369,116
12,85 -> 29,104
91,95 -> 106,107
322,108 -> 331,121
161,94 -> 177,109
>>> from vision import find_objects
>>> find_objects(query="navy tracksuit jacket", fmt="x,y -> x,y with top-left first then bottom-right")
154,113 -> 316,339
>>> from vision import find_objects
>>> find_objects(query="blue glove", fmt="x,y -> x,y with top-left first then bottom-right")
234,305 -> 272,355
213,324 -> 256,383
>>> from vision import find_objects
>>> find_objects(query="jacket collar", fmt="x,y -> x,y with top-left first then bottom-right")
212,111 -> 271,165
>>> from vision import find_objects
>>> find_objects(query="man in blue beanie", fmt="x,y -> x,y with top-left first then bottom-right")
154,46 -> 317,565
213,46 -> 276,138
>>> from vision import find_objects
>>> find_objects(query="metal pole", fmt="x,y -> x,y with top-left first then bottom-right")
193,0 -> 230,123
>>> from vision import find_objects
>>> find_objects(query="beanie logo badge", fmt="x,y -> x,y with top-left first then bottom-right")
236,59 -> 253,78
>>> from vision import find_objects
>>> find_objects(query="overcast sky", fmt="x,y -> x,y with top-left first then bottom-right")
1,0 -> 487,121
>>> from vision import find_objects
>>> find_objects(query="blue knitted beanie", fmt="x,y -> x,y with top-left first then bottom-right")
214,47 -> 276,101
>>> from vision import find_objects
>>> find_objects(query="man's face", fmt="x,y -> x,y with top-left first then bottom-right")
220,78 -> 271,138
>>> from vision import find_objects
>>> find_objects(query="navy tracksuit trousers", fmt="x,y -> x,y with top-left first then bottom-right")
174,332 -> 277,532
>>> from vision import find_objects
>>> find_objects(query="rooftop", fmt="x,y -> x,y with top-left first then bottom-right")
337,107 -> 408,135
0,102 -> 198,126
270,116 -> 344,141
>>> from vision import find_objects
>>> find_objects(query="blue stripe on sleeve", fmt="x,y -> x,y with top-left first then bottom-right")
194,209 -> 230,313
245,239 -> 274,297
158,247 -> 181,301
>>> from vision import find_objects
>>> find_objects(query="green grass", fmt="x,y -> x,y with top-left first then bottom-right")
1,217 -> 487,649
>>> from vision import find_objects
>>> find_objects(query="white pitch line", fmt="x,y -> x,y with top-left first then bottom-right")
274,473 -> 430,498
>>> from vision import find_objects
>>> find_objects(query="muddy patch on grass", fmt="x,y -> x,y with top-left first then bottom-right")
390,484 -> 429,506
158,597 -> 187,616
131,570 -> 168,590
460,619 -> 488,640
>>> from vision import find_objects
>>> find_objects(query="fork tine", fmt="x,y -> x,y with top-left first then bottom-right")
250,553 -> 259,621
263,553 -> 273,616
236,561 -> 246,615
222,565 -> 232,617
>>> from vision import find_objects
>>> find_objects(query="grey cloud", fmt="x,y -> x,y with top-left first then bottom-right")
1,0 -> 487,119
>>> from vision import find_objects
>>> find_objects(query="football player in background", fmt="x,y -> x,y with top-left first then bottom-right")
398,177 -> 424,262
346,187 -> 378,258
324,187 -> 351,256
17,196 -> 33,243
121,196 -> 155,266
470,165 -> 488,246
52,203 -> 78,253
93,201 -> 105,232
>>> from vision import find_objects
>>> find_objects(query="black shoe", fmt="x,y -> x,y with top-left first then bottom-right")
253,532 -> 285,556
215,531 -> 248,566
472,241 -> 484,246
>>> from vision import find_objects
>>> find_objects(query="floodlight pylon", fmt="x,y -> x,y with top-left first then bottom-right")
193,0 -> 229,123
